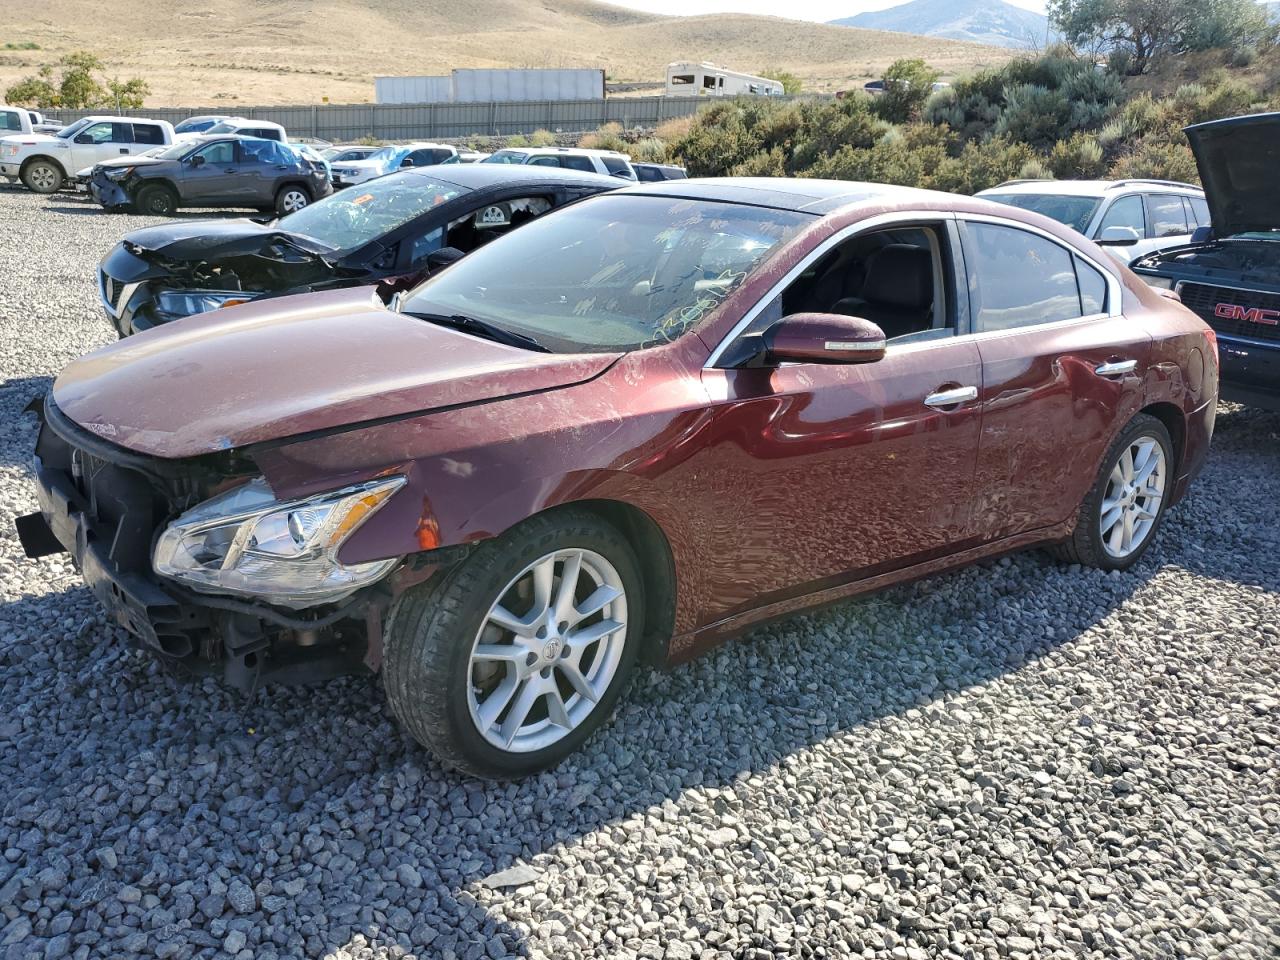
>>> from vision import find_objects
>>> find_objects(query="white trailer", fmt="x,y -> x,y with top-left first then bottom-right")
665,62 -> 784,97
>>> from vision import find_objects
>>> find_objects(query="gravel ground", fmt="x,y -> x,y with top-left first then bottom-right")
0,185 -> 1278,960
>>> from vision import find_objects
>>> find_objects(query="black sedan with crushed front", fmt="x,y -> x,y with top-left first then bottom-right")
1131,112 -> 1280,411
97,164 -> 619,337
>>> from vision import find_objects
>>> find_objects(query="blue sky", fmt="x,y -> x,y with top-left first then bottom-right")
603,0 -> 1047,17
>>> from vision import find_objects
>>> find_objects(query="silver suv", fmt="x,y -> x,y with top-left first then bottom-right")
976,179 -> 1210,262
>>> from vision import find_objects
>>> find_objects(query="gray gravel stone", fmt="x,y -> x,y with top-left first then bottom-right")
0,187 -> 1277,960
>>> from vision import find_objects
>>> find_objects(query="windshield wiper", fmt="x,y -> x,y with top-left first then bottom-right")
403,311 -> 550,353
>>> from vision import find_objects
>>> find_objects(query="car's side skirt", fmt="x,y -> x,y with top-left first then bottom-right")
666,519 -> 1075,664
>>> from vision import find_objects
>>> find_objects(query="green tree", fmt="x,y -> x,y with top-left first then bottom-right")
57,51 -> 106,108
874,58 -> 941,124
105,77 -> 149,110
4,64 -> 57,107
1048,0 -> 1272,74
3,51 -> 148,109
759,69 -> 802,95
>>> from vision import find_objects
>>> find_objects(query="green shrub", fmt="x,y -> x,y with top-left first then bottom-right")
629,137 -> 668,162
505,134 -> 530,148
1109,141 -> 1199,182
528,128 -> 556,147
579,121 -> 627,152
873,58 -> 941,124
932,137 -> 1036,193
1048,133 -> 1107,178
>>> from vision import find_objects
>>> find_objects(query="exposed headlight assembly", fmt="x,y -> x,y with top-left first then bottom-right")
153,289 -> 261,317
153,477 -> 405,608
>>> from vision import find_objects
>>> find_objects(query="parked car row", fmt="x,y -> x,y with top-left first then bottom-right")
0,111 -> 689,214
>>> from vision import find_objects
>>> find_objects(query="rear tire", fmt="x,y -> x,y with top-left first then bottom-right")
383,510 -> 644,779
21,160 -> 63,194
1048,413 -> 1174,571
135,183 -> 178,216
275,184 -> 310,216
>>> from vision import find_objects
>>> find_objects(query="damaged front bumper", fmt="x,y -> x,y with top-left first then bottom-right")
14,398 -> 387,690
89,175 -> 132,210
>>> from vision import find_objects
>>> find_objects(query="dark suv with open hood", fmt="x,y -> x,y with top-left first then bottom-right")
97,164 -> 619,337
1131,112 -> 1280,410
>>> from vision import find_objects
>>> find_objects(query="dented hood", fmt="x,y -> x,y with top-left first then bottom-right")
1186,112 -> 1280,238
52,286 -> 620,459
121,218 -> 336,262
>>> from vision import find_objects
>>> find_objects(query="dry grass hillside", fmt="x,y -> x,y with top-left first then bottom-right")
0,0 -> 1014,106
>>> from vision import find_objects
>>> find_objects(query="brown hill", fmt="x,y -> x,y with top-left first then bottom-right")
1,0 -> 1013,106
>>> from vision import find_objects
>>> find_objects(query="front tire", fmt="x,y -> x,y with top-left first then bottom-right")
383,510 -> 644,779
135,183 -> 178,216
275,185 -> 310,216
1050,413 -> 1173,570
22,160 -> 63,194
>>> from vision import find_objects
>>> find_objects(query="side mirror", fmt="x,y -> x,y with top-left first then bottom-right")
1190,225 -> 1213,244
764,313 -> 886,365
189,154 -> 205,167
425,246 -> 466,272
400,157 -> 415,168
1096,225 -> 1141,246
74,133 -> 92,144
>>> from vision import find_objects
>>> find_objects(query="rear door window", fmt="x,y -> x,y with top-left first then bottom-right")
962,221 -> 1083,332
131,123 -> 166,145
1146,194 -> 1189,238
560,155 -> 596,173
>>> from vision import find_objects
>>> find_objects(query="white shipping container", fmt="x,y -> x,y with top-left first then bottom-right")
450,69 -> 605,103
375,75 -> 453,105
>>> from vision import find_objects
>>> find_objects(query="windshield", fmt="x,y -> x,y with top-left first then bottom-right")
401,194 -> 811,352
367,146 -> 405,166
279,172 -> 468,254
482,150 -> 527,165
981,193 -> 1102,234
55,118 -> 92,140
174,118 -> 219,134
152,140 -> 201,161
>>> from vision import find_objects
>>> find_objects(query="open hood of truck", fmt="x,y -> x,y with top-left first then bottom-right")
52,286 -> 619,460
1186,112 -> 1280,238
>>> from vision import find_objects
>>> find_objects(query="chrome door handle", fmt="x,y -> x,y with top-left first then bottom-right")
924,385 -> 978,408
1095,359 -> 1137,377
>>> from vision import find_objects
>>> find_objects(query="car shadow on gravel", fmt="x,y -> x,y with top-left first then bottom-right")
0,534 -> 1157,958
0,375 -> 51,469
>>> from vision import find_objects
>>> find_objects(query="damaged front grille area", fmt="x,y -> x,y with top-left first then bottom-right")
27,397 -> 378,691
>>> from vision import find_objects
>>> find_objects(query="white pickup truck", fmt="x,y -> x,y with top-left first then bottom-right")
0,106 -> 62,136
0,115 -> 176,193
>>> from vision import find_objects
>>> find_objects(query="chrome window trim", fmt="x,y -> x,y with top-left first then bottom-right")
705,211 -> 956,368
707,209 -> 1125,368
957,212 -> 1123,321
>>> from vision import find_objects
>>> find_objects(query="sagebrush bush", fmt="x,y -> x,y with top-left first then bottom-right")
629,137 -> 668,162
651,50 -> 1255,196
579,122 -> 627,152
527,129 -> 556,147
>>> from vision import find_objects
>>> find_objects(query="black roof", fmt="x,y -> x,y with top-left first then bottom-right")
615,176 -> 966,214
405,164 -> 619,191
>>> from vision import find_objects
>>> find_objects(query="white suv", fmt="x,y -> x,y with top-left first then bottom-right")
975,179 -> 1210,261
0,115 -> 175,193
330,142 -> 459,188
482,147 -> 637,180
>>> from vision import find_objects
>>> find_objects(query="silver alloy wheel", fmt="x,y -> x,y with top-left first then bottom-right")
467,548 -> 628,753
29,164 -> 57,191
1099,435 -> 1166,559
281,189 -> 308,213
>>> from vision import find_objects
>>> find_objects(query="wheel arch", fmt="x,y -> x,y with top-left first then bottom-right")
20,154 -> 67,178
1138,401 -> 1185,472
522,498 -> 677,667
276,179 -> 314,199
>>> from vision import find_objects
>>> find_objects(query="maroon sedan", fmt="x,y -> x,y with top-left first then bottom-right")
17,178 -> 1217,778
